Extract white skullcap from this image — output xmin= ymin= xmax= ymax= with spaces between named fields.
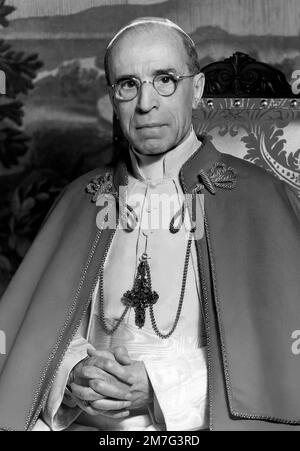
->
xmin=106 ymin=17 xmax=195 ymax=50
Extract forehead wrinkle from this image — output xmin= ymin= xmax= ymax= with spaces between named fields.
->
xmin=110 ymin=29 xmax=188 ymax=81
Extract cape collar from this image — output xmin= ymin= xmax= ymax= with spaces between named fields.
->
xmin=113 ymin=136 xmax=223 ymax=195
xmin=128 ymin=127 xmax=201 ymax=181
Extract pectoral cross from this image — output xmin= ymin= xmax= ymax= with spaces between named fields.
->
xmin=121 ymin=232 xmax=159 ymax=328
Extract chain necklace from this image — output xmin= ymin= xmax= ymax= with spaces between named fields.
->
xmin=98 ymin=199 xmax=196 ymax=339
xmin=90 ymin=158 xmax=237 ymax=339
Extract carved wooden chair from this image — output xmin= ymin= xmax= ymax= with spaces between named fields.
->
xmin=114 ymin=52 xmax=300 ymax=194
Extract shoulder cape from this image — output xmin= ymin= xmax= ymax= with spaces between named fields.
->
xmin=0 ymin=139 xmax=299 ymax=431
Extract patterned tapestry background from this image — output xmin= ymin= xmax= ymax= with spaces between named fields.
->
xmin=0 ymin=0 xmax=300 ymax=295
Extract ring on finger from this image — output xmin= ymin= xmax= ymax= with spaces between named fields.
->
xmin=81 ymin=399 xmax=91 ymax=408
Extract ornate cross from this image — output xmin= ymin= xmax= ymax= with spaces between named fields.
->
xmin=121 ymin=253 xmax=159 ymax=328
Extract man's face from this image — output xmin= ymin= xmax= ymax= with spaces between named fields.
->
xmin=108 ymin=28 xmax=204 ymax=155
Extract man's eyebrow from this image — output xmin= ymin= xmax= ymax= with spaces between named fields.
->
xmin=114 ymin=68 xmax=180 ymax=83
xmin=153 ymin=68 xmax=179 ymax=75
xmin=113 ymin=74 xmax=136 ymax=83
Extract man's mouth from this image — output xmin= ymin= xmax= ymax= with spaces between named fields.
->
xmin=136 ymin=123 xmax=166 ymax=129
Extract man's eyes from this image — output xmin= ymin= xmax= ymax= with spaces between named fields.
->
xmin=157 ymin=74 xmax=175 ymax=84
xmin=120 ymin=79 xmax=137 ymax=89
xmin=118 ymin=74 xmax=176 ymax=87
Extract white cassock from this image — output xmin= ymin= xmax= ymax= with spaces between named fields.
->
xmin=38 ymin=128 xmax=208 ymax=431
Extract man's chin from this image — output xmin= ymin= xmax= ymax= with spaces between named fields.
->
xmin=132 ymin=138 xmax=173 ymax=156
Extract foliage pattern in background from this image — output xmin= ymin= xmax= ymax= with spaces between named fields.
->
xmin=0 ymin=0 xmax=45 ymax=294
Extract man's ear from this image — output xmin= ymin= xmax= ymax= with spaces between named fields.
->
xmin=192 ymin=72 xmax=205 ymax=110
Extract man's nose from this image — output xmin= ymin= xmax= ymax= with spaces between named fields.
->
xmin=136 ymin=81 xmax=159 ymax=113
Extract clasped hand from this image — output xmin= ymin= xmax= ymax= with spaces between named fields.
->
xmin=69 ymin=347 xmax=153 ymax=419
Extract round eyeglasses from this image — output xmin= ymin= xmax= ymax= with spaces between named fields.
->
xmin=110 ymin=73 xmax=196 ymax=101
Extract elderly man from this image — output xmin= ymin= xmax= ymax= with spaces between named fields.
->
xmin=0 ymin=17 xmax=300 ymax=432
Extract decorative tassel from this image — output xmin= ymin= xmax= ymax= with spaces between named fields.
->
xmin=169 ymin=203 xmax=185 ymax=234
xmin=86 ymin=172 xmax=114 ymax=202
xmin=198 ymin=162 xmax=237 ymax=194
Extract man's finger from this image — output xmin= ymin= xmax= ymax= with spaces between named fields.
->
xmin=90 ymin=399 xmax=132 ymax=411
xmin=112 ymin=346 xmax=133 ymax=366
xmin=79 ymin=365 xmax=109 ymax=381
xmin=86 ymin=355 xmax=133 ymax=385
xmin=75 ymin=399 xmax=106 ymax=417
xmin=70 ymin=383 xmax=104 ymax=402
xmin=89 ymin=379 xmax=132 ymax=401
xmin=87 ymin=348 xmax=115 ymax=361
xmin=97 ymin=410 xmax=130 ymax=420
xmin=76 ymin=397 xmax=131 ymax=419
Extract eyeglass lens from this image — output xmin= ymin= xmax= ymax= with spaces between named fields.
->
xmin=116 ymin=74 xmax=177 ymax=99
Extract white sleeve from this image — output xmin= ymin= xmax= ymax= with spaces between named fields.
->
xmin=144 ymin=347 xmax=208 ymax=431
xmin=41 ymin=334 xmax=95 ymax=431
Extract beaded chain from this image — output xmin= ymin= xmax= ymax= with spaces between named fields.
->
xmin=90 ymin=160 xmax=237 ymax=339
xmin=148 ymin=227 xmax=195 ymax=339
xmin=98 ymin=204 xmax=195 ymax=339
